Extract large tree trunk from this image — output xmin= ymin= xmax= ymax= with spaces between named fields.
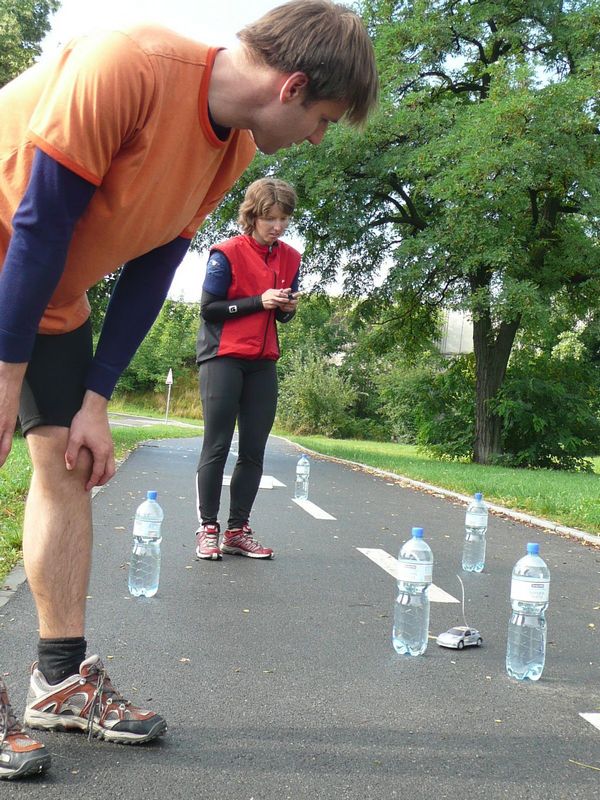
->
xmin=472 ymin=311 xmax=521 ymax=464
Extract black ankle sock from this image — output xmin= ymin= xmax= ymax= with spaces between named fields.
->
xmin=37 ymin=637 xmax=87 ymax=685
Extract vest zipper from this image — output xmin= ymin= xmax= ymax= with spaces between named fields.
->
xmin=260 ymin=245 xmax=276 ymax=357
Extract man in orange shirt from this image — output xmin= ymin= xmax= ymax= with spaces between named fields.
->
xmin=0 ymin=0 xmax=378 ymax=779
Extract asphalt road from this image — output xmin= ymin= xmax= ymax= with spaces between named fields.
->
xmin=1 ymin=434 xmax=599 ymax=798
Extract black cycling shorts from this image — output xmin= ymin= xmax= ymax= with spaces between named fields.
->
xmin=18 ymin=319 xmax=93 ymax=435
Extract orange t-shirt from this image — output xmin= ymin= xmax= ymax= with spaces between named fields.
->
xmin=0 ymin=25 xmax=256 ymax=334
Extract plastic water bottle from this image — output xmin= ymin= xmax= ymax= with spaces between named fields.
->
xmin=506 ymin=543 xmax=550 ymax=681
xmin=392 ymin=527 xmax=433 ymax=656
xmin=294 ymin=454 xmax=310 ymax=501
xmin=462 ymin=492 xmax=488 ymax=572
xmin=128 ymin=491 xmax=163 ymax=598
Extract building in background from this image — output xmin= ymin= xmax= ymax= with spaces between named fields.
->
xmin=437 ymin=310 xmax=473 ymax=355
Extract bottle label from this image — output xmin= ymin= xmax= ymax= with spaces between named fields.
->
xmin=133 ymin=520 xmax=161 ymax=538
xmin=510 ymin=576 xmax=550 ymax=603
xmin=396 ymin=560 xmax=432 ymax=584
xmin=465 ymin=512 xmax=487 ymax=527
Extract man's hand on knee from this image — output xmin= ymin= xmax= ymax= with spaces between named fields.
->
xmin=0 ymin=361 xmax=27 ymax=468
xmin=65 ymin=391 xmax=115 ymax=491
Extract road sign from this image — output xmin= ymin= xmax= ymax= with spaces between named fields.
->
xmin=165 ymin=368 xmax=173 ymax=423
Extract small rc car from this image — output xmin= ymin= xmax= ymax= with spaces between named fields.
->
xmin=436 ymin=625 xmax=483 ymax=650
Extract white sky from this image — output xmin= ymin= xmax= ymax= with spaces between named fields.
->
xmin=41 ymin=0 xmax=283 ymax=302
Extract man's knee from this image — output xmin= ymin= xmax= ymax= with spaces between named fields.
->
xmin=26 ymin=426 xmax=92 ymax=487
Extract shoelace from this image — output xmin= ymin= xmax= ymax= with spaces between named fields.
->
xmin=85 ymin=665 xmax=129 ymax=742
xmin=237 ymin=530 xmax=261 ymax=551
xmin=202 ymin=531 xmax=219 ymax=549
xmin=0 ymin=691 xmax=20 ymax=747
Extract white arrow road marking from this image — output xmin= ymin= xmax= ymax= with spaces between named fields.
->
xmin=356 ymin=548 xmax=459 ymax=604
xmin=222 ymin=475 xmax=284 ymax=489
xmin=580 ymin=713 xmax=600 ymax=732
xmin=292 ymin=498 xmax=337 ymax=520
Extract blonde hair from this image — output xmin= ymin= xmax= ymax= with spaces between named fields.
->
xmin=238 ymin=0 xmax=378 ymax=126
xmin=238 ymin=178 xmax=297 ymax=235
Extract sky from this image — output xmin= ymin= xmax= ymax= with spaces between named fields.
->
xmin=40 ymin=0 xmax=284 ymax=302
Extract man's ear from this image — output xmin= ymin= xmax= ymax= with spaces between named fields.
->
xmin=279 ymin=72 xmax=309 ymax=103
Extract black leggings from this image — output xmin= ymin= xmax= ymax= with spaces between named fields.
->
xmin=196 ymin=357 xmax=278 ymax=530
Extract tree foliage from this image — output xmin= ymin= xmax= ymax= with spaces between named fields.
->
xmin=198 ymin=0 xmax=600 ymax=465
xmin=117 ymin=300 xmax=198 ymax=393
xmin=0 ymin=0 xmax=60 ymax=88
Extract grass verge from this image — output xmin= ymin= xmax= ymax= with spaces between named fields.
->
xmin=0 ymin=425 xmax=200 ymax=585
xmin=284 ymin=435 xmax=600 ymax=537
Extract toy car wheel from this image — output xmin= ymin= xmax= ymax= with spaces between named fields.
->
xmin=476 ymin=638 xmax=482 ymax=647
xmin=457 ymin=641 xmax=464 ymax=650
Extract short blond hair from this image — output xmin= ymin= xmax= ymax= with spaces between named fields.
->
xmin=238 ymin=178 xmax=297 ymax=235
xmin=238 ymin=0 xmax=378 ymax=126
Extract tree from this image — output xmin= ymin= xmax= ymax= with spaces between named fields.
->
xmin=118 ymin=299 xmax=198 ymax=392
xmin=0 ymin=0 xmax=60 ymax=88
xmin=198 ymin=0 xmax=600 ymax=464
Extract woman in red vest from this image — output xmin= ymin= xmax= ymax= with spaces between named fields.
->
xmin=194 ymin=178 xmax=301 ymax=560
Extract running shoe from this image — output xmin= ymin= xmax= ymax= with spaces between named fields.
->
xmin=0 ymin=676 xmax=50 ymax=780
xmin=195 ymin=523 xmax=221 ymax=560
xmin=221 ymin=524 xmax=274 ymax=559
xmin=24 ymin=655 xmax=167 ymax=745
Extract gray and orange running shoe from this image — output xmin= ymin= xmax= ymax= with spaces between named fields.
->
xmin=0 ymin=676 xmax=50 ymax=779
xmin=195 ymin=523 xmax=222 ymax=560
xmin=221 ymin=524 xmax=274 ymax=559
xmin=24 ymin=655 xmax=167 ymax=745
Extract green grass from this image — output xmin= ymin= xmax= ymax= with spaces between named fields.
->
xmin=284 ymin=435 xmax=600 ymax=536
xmin=0 ymin=424 xmax=200 ymax=584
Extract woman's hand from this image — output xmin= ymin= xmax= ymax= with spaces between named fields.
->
xmin=261 ymin=287 xmax=300 ymax=310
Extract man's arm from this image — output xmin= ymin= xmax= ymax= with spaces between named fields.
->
xmin=0 ymin=149 xmax=96 ymax=467
xmin=85 ymin=237 xmax=190 ymax=399
xmin=66 ymin=237 xmax=189 ymax=489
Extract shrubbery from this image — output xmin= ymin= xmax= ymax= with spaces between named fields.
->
xmin=493 ymin=350 xmax=600 ymax=472
xmin=277 ymin=347 xmax=356 ymax=437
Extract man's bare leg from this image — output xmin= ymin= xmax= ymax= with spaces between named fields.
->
xmin=23 ymin=426 xmax=92 ymax=638
xmin=21 ymin=425 xmax=168 ymax=743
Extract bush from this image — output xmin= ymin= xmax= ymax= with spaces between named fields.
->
xmin=493 ymin=351 xmax=600 ymax=471
xmin=378 ymin=353 xmax=475 ymax=457
xmin=277 ymin=349 xmax=356 ymax=437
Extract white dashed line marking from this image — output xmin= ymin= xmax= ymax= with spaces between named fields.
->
xmin=292 ymin=498 xmax=337 ymax=520
xmin=356 ymin=548 xmax=460 ymax=603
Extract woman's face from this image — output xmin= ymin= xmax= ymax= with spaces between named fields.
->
xmin=252 ymin=204 xmax=290 ymax=247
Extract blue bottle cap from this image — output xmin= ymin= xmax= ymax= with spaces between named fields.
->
xmin=527 ymin=542 xmax=539 ymax=555
xmin=147 ymin=490 xmax=158 ymax=500
xmin=475 ymin=492 xmax=483 ymax=501
xmin=411 ymin=527 xmax=424 ymax=538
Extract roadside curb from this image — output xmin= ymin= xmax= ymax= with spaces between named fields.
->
xmin=280 ymin=437 xmax=600 ymax=547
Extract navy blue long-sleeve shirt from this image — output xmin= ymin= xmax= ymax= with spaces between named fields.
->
xmin=0 ymin=149 xmax=189 ymax=397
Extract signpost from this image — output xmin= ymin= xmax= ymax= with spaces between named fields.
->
xmin=165 ymin=368 xmax=173 ymax=424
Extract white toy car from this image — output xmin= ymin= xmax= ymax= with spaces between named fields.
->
xmin=436 ymin=625 xmax=483 ymax=650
